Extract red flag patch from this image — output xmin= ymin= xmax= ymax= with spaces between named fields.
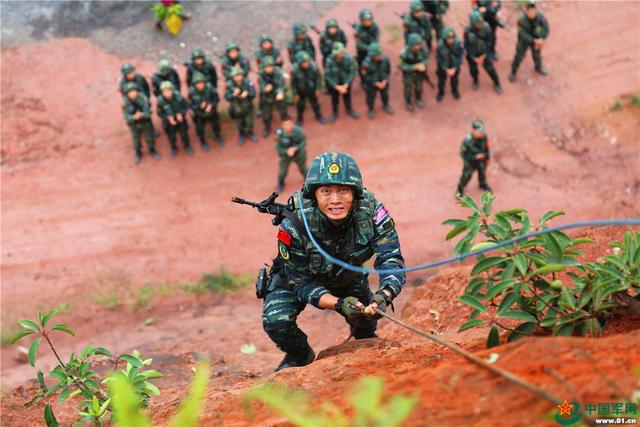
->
xmin=278 ymin=229 xmax=291 ymax=246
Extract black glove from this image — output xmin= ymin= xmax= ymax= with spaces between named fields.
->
xmin=335 ymin=296 xmax=363 ymax=321
xmin=367 ymin=292 xmax=392 ymax=319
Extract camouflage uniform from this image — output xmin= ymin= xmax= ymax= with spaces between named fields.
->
xmin=457 ymin=120 xmax=492 ymax=194
xmin=510 ymin=3 xmax=549 ymax=80
xmin=422 ymin=0 xmax=449 ymax=43
xmin=119 ymin=64 xmax=151 ymax=99
xmin=157 ymin=81 xmax=192 ymax=155
xmin=263 ymin=152 xmax=405 ymax=371
xmin=255 ymin=34 xmax=284 ymax=69
xmin=464 ymin=11 xmax=502 ymax=93
xmin=188 ymin=73 xmax=223 ymax=148
xmin=325 ymin=43 xmax=359 ymax=120
xmin=474 ymin=0 xmax=502 ymax=59
xmin=185 ymin=49 xmax=218 ymax=88
xmin=361 ymin=43 xmax=393 ymax=116
xmin=290 ymin=51 xmax=326 ymax=126
xmin=221 ymin=41 xmax=251 ymax=81
xmin=354 ymin=9 xmax=380 ymax=81
xmin=436 ymin=27 xmax=463 ymax=101
xmin=224 ymin=67 xmax=256 ymax=143
xmin=275 ymin=124 xmax=308 ymax=191
xmin=122 ymin=83 xmax=157 ymax=163
xmin=399 ymin=33 xmax=429 ymax=110
xmin=259 ymin=56 xmax=289 ymax=137
xmin=151 ymin=59 xmax=181 ymax=98
xmin=319 ymin=19 xmax=347 ymax=68
xmin=288 ymin=23 xmax=316 ymax=64
xmin=403 ymin=0 xmax=433 ymax=48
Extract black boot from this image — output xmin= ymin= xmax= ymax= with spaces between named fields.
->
xmin=472 ymin=80 xmax=479 ymax=91
xmin=416 ymin=99 xmax=425 ymax=109
xmin=383 ymin=104 xmax=394 ymax=114
xmin=316 ymin=115 xmax=327 ymax=124
xmin=215 ymin=134 xmax=224 ymax=146
xmin=296 ymin=115 xmax=304 ymax=127
xmin=185 ymin=145 xmax=194 ymax=156
xmin=170 ymin=145 xmax=178 ymax=157
xmin=405 ymin=102 xmax=414 ymax=112
xmin=327 ymin=112 xmax=337 ymax=123
xmin=248 ymin=132 xmax=258 ymax=142
xmin=480 ymin=184 xmax=493 ymax=192
xmin=275 ymin=345 xmax=315 ymax=372
xmin=535 ymin=66 xmax=548 ymax=76
xmin=201 ymin=142 xmax=210 ymax=153
xmin=134 ymin=151 xmax=142 ymax=164
xmin=261 ymin=124 xmax=271 ymax=138
xmin=149 ymin=149 xmax=161 ymax=160
xmin=508 ymin=72 xmax=517 ymax=82
xmin=436 ymin=92 xmax=444 ymax=102
xmin=452 ymin=90 xmax=461 ymax=100
xmin=275 ymin=180 xmax=284 ymax=194
xmin=347 ymin=109 xmax=360 ymax=119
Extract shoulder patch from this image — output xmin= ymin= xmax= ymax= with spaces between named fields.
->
xmin=277 ymin=229 xmax=291 ymax=246
xmin=373 ymin=204 xmax=389 ymax=225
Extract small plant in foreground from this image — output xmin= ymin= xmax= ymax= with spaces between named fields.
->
xmin=10 ymin=310 xmax=162 ymax=426
xmin=243 ymin=376 xmax=418 ymax=427
xmin=444 ymin=193 xmax=639 ymax=348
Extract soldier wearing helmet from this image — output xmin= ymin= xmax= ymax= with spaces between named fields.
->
xmin=157 ymin=80 xmax=193 ymax=156
xmin=185 ymin=48 xmax=218 ymax=88
xmin=255 ymin=34 xmax=284 ymax=69
xmin=258 ymin=56 xmax=289 ymax=138
xmin=290 ymin=51 xmax=327 ymax=126
xmin=422 ymin=0 xmax=450 ymax=44
xmin=319 ymin=19 xmax=347 ymax=68
xmin=399 ymin=33 xmax=429 ymax=111
xmin=325 ymin=42 xmax=360 ymax=122
xmin=262 ymin=152 xmax=406 ymax=371
xmin=474 ymin=0 xmax=503 ymax=60
xmin=151 ymin=59 xmax=181 ymax=98
xmin=274 ymin=118 xmax=308 ymax=194
xmin=509 ymin=0 xmax=549 ymax=82
xmin=287 ymin=23 xmax=316 ymax=64
xmin=122 ymin=82 xmax=159 ymax=164
xmin=224 ymin=66 xmax=257 ymax=144
xmin=457 ymin=119 xmax=492 ymax=195
xmin=354 ymin=9 xmax=380 ymax=81
xmin=221 ymin=41 xmax=251 ymax=81
xmin=188 ymin=72 xmax=224 ymax=148
xmin=361 ymin=43 xmax=393 ymax=118
xmin=435 ymin=26 xmax=463 ymax=102
xmin=119 ymin=64 xmax=151 ymax=99
xmin=464 ymin=11 xmax=503 ymax=94
xmin=403 ymin=0 xmax=433 ymax=49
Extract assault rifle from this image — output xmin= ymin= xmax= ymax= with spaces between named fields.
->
xmin=310 ymin=24 xmax=322 ymax=35
xmin=231 ymin=192 xmax=296 ymax=226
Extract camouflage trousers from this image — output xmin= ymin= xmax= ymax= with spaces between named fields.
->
xmin=278 ymin=151 xmax=307 ymax=185
xmin=511 ymin=40 xmax=543 ymax=74
xmin=364 ymin=83 xmax=390 ymax=110
xmin=402 ymin=72 xmax=423 ymax=104
xmin=458 ymin=159 xmax=488 ymax=192
xmin=192 ymin=110 xmax=221 ymax=143
xmin=260 ymin=97 xmax=289 ymax=129
xmin=128 ymin=120 xmax=155 ymax=154
xmin=437 ymin=66 xmax=461 ymax=95
xmin=229 ymin=106 xmax=255 ymax=135
xmin=466 ymin=55 xmax=500 ymax=86
xmin=262 ymin=277 xmax=377 ymax=357
xmin=162 ymin=119 xmax=190 ymax=149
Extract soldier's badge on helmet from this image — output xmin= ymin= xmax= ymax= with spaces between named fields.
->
xmin=328 ymin=163 xmax=340 ymax=175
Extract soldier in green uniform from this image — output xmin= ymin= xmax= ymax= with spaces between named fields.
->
xmin=157 ymin=81 xmax=192 ymax=156
xmin=221 ymin=41 xmax=251 ymax=81
xmin=288 ymin=23 xmax=316 ymax=64
xmin=464 ymin=11 xmax=503 ymax=94
xmin=354 ymin=9 xmax=380 ymax=81
xmin=456 ymin=119 xmax=492 ymax=195
xmin=422 ymin=0 xmax=449 ymax=44
xmin=262 ymin=152 xmax=406 ymax=371
xmin=361 ymin=43 xmax=393 ymax=118
xmin=403 ymin=0 xmax=432 ymax=49
xmin=185 ymin=48 xmax=218 ymax=88
xmin=319 ymin=19 xmax=347 ymax=68
xmin=258 ymin=56 xmax=289 ymax=138
xmin=436 ymin=27 xmax=463 ymax=102
xmin=188 ymin=72 xmax=224 ymax=149
xmin=123 ymin=82 xmax=159 ymax=164
xmin=151 ymin=59 xmax=181 ymax=98
xmin=290 ymin=51 xmax=327 ymax=126
xmin=119 ymin=64 xmax=150 ymax=98
xmin=325 ymin=42 xmax=360 ymax=122
xmin=509 ymin=0 xmax=549 ymax=82
xmin=399 ymin=33 xmax=429 ymax=112
xmin=255 ymin=34 xmax=284 ymax=69
xmin=474 ymin=0 xmax=502 ymax=60
xmin=275 ymin=118 xmax=308 ymax=194
xmin=224 ymin=66 xmax=257 ymax=145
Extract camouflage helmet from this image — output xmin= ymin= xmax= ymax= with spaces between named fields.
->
xmin=526 ymin=0 xmax=537 ymax=9
xmin=472 ymin=119 xmax=486 ymax=132
xmin=469 ymin=10 xmax=484 ymax=26
xmin=157 ymin=59 xmax=172 ymax=75
xmin=259 ymin=34 xmax=273 ymax=45
xmin=123 ymin=82 xmax=140 ymax=93
xmin=325 ymin=18 xmax=338 ymax=30
xmin=359 ymin=9 xmax=373 ymax=20
xmin=293 ymin=22 xmax=307 ymax=36
xmin=191 ymin=48 xmax=205 ymax=59
xmin=295 ymin=50 xmax=312 ymax=64
xmin=192 ymin=72 xmax=207 ymax=84
xmin=407 ymin=33 xmax=423 ymax=46
xmin=367 ymin=42 xmax=382 ymax=57
xmin=121 ymin=63 xmax=135 ymax=75
xmin=303 ymin=152 xmax=363 ymax=199
xmin=332 ymin=41 xmax=345 ymax=56
xmin=229 ymin=65 xmax=244 ymax=77
xmin=442 ymin=26 xmax=456 ymax=40
xmin=260 ymin=55 xmax=275 ymax=68
xmin=410 ymin=0 xmax=424 ymax=13
xmin=160 ymin=81 xmax=175 ymax=91
xmin=226 ymin=41 xmax=240 ymax=53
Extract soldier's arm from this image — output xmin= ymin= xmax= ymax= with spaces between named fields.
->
xmin=398 ymin=52 xmax=413 ymax=72
xmin=247 ymin=80 xmax=257 ymax=99
xmin=188 ymin=89 xmax=199 ymax=110
xmin=290 ymin=73 xmax=299 ymax=97
xmin=371 ymin=200 xmax=406 ymax=299
xmin=383 ymin=57 xmax=391 ymax=80
xmin=307 ymin=38 xmax=316 ymax=59
xmin=140 ymin=77 xmax=151 ymax=98
xmin=373 ymin=24 xmax=380 ymax=42
xmin=345 ymin=57 xmax=355 ymax=85
xmin=440 ymin=0 xmax=450 ymax=14
xmin=340 ymin=31 xmax=347 ymax=47
xmin=460 ymin=137 xmax=473 ymax=160
xmin=314 ymin=67 xmax=322 ymax=89
xmin=186 ymin=67 xmax=193 ymax=87
xmin=123 ymin=101 xmax=135 ymax=123
xmin=540 ymin=14 xmax=550 ymax=39
xmin=517 ymin=15 xmax=534 ymax=43
xmin=454 ymin=43 xmax=464 ymax=68
xmin=324 ymin=61 xmax=337 ymax=88
xmin=274 ymin=131 xmax=287 ymax=156
xmin=276 ymin=72 xmax=286 ymax=94
xmin=210 ymin=63 xmax=218 ymax=87
xmin=295 ymin=128 xmax=307 ymax=150
xmin=178 ymin=94 xmax=189 ymax=113
xmin=139 ymin=95 xmax=152 ymax=119
xmin=224 ymin=85 xmax=234 ymax=101
xmin=243 ymin=58 xmax=251 ymax=75
xmin=172 ymin=70 xmax=181 ymax=93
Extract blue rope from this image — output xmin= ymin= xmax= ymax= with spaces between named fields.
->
xmin=295 ymin=191 xmax=640 ymax=276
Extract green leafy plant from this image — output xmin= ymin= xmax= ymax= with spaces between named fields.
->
xmin=179 ymin=270 xmax=252 ymax=294
xmin=243 ymin=376 xmax=418 ymax=427
xmin=611 ymin=99 xmax=623 ymax=111
xmin=445 ymin=193 xmax=639 ymax=348
xmin=10 ymin=310 xmax=162 ymax=426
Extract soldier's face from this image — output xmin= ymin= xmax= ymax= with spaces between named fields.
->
xmin=411 ymin=44 xmax=422 ymax=52
xmin=373 ymin=55 xmax=381 ymax=61
xmin=472 ymin=129 xmax=485 ymax=139
xmin=362 ymin=19 xmax=372 ymax=27
xmin=316 ymin=185 xmax=354 ymax=225
xmin=162 ymin=88 xmax=173 ymax=99
xmin=328 ymin=27 xmax=337 ymax=35
xmin=336 ymin=52 xmax=345 ymax=61
xmin=446 ymin=37 xmax=454 ymax=46
xmin=413 ymin=10 xmax=423 ymax=18
xmin=526 ymin=8 xmax=537 ymax=20
xmin=194 ymin=57 xmax=204 ymax=66
xmin=283 ymin=120 xmax=294 ymax=133
xmin=296 ymin=34 xmax=305 ymax=41
xmin=127 ymin=90 xmax=138 ymax=100
xmin=125 ymin=71 xmax=135 ymax=80
xmin=474 ymin=22 xmax=483 ymax=30
xmin=229 ymin=49 xmax=238 ymax=59
xmin=264 ymin=65 xmax=275 ymax=74
xmin=195 ymin=81 xmax=205 ymax=91
xmin=301 ymin=61 xmax=310 ymax=69
xmin=262 ymin=41 xmax=272 ymax=51
xmin=233 ymin=75 xmax=243 ymax=85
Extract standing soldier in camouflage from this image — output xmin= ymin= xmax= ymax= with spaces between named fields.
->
xmin=354 ymin=9 xmax=380 ymax=82
xmin=456 ymin=119 xmax=492 ymax=195
xmin=464 ymin=11 xmax=503 ymax=94
xmin=224 ymin=66 xmax=257 ymax=144
xmin=152 ymin=59 xmax=181 ymax=98
xmin=262 ymin=152 xmax=406 ymax=371
xmin=399 ymin=33 xmax=429 ymax=112
xmin=436 ymin=27 xmax=463 ymax=102
xmin=403 ymin=0 xmax=432 ymax=49
xmin=119 ymin=64 xmax=151 ymax=99
xmin=361 ymin=43 xmax=393 ymax=118
xmin=185 ymin=48 xmax=218 ymax=88
xmin=189 ymin=72 xmax=224 ymax=149
xmin=290 ymin=51 xmax=327 ymax=126
xmin=288 ymin=23 xmax=316 ymax=64
xmin=123 ymin=83 xmax=159 ymax=164
xmin=256 ymin=34 xmax=284 ymax=69
xmin=158 ymin=81 xmax=192 ymax=156
xmin=422 ymin=0 xmax=449 ymax=45
xmin=319 ymin=19 xmax=347 ymax=68
xmin=509 ymin=0 xmax=549 ymax=82
xmin=259 ymin=56 xmax=289 ymax=138
xmin=275 ymin=118 xmax=308 ymax=193
xmin=474 ymin=0 xmax=502 ymax=60
xmin=325 ymin=42 xmax=360 ymax=123
xmin=221 ymin=41 xmax=251 ymax=81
